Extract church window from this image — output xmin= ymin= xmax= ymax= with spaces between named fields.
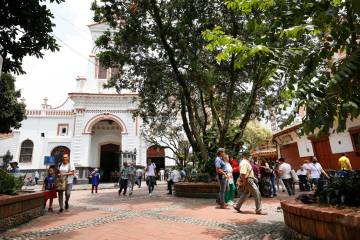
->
xmin=19 ymin=140 xmax=34 ymax=163
xmin=110 ymin=68 xmax=120 ymax=78
xmin=57 ymin=124 xmax=69 ymax=136
xmin=96 ymin=59 xmax=108 ymax=79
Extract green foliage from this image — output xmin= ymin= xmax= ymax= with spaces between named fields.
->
xmin=213 ymin=0 xmax=360 ymax=136
xmin=0 ymin=169 xmax=24 ymax=195
xmin=0 ymin=0 xmax=63 ymax=74
xmin=0 ymin=73 xmax=26 ymax=133
xmin=1 ymin=150 xmax=13 ymax=171
xmin=92 ymin=0 xmax=284 ymax=166
xmin=317 ymin=171 xmax=360 ymax=207
xmin=242 ymin=121 xmax=272 ymax=149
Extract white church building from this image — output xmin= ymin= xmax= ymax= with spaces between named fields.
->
xmin=0 ymin=23 xmax=176 ymax=181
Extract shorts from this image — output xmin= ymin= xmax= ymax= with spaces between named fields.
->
xmin=44 ymin=190 xmax=57 ymax=201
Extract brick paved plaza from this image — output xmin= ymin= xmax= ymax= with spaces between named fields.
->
xmin=0 ymin=183 xmax=299 ymax=240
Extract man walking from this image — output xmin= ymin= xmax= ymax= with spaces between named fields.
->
xmin=146 ymin=160 xmax=156 ymax=196
xmin=233 ymin=152 xmax=266 ymax=215
xmin=128 ymin=163 xmax=136 ymax=196
xmin=278 ymin=158 xmax=294 ymax=196
xmin=167 ymin=168 xmax=181 ymax=195
xmin=136 ymin=168 xmax=143 ymax=188
xmin=119 ymin=162 xmax=129 ymax=196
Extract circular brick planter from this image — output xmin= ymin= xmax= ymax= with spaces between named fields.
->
xmin=174 ymin=182 xmax=219 ymax=198
xmin=281 ymin=199 xmax=360 ymax=240
xmin=0 ymin=191 xmax=45 ymax=232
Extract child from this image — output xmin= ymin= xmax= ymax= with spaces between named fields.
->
xmin=43 ymin=167 xmax=57 ymax=212
xmin=91 ymin=168 xmax=100 ymax=194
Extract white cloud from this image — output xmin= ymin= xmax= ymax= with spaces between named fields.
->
xmin=15 ymin=0 xmax=94 ymax=108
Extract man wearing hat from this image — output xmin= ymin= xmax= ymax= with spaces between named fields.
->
xmin=214 ymin=147 xmax=229 ymax=209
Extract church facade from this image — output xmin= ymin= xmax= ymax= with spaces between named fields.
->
xmin=0 ymin=23 xmax=175 ymax=180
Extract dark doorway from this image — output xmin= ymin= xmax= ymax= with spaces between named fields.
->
xmin=100 ymin=144 xmax=120 ymax=182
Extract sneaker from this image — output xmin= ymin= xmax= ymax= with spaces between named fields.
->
xmin=59 ymin=208 xmax=64 ymax=213
xmin=65 ymin=202 xmax=69 ymax=210
xmin=227 ymin=201 xmax=234 ymax=205
xmin=149 ymin=193 xmax=152 ymax=197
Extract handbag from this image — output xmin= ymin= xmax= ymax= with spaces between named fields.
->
xmin=56 ymin=163 xmax=70 ymax=191
xmin=56 ymin=177 xmax=67 ymax=191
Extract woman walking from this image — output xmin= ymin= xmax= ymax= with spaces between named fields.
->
xmin=57 ymin=154 xmax=75 ymax=213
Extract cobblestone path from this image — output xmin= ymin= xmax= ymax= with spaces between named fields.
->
xmin=0 ymin=183 xmax=297 ymax=240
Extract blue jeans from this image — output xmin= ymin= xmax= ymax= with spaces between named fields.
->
xmin=312 ymin=178 xmax=319 ymax=190
xmin=218 ymin=178 xmax=228 ymax=205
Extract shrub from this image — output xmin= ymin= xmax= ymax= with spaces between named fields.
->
xmin=316 ymin=170 xmax=360 ymax=207
xmin=0 ymin=169 xmax=24 ymax=195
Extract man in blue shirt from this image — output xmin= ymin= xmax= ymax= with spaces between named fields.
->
xmin=215 ymin=148 xmax=229 ymax=209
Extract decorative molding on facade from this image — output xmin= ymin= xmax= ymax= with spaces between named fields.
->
xmin=83 ymin=113 xmax=128 ymax=134
xmin=26 ymin=110 xmax=74 ymax=117
xmin=85 ymin=109 xmax=136 ymax=114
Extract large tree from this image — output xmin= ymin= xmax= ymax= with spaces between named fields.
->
xmin=92 ymin=0 xmax=282 ymax=165
xmin=0 ymin=0 xmax=64 ymax=74
xmin=0 ymin=73 xmax=26 ymax=133
xmin=209 ymin=0 xmax=360 ymax=136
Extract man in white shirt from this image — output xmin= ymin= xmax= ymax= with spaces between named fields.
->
xmin=146 ymin=160 xmax=156 ymax=196
xmin=167 ymin=169 xmax=181 ymax=195
xmin=297 ymin=165 xmax=310 ymax=192
xmin=309 ymin=157 xmax=329 ymax=190
xmin=233 ymin=153 xmax=266 ymax=215
xmin=278 ymin=158 xmax=294 ymax=196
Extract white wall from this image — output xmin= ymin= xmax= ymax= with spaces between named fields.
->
xmin=297 ymin=136 xmax=314 ymax=157
xmin=329 ymin=132 xmax=354 ymax=154
xmin=14 ymin=115 xmax=73 ymax=170
xmin=0 ymin=132 xmax=20 ymax=158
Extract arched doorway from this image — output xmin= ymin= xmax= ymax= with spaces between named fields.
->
xmin=51 ymin=146 xmax=70 ymax=168
xmin=147 ymin=146 xmax=165 ymax=179
xmin=100 ymin=143 xmax=120 ymax=182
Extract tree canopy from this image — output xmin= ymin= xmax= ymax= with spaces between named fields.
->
xmin=92 ymin=0 xmax=285 ymax=164
xmin=0 ymin=73 xmax=26 ymax=133
xmin=207 ymin=0 xmax=360 ymax=136
xmin=0 ymin=0 xmax=64 ymax=74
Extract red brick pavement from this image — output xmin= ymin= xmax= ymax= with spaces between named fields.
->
xmin=1 ymin=183 xmax=292 ymax=240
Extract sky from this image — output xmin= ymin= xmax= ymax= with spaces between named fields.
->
xmin=15 ymin=0 xmax=94 ymax=109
